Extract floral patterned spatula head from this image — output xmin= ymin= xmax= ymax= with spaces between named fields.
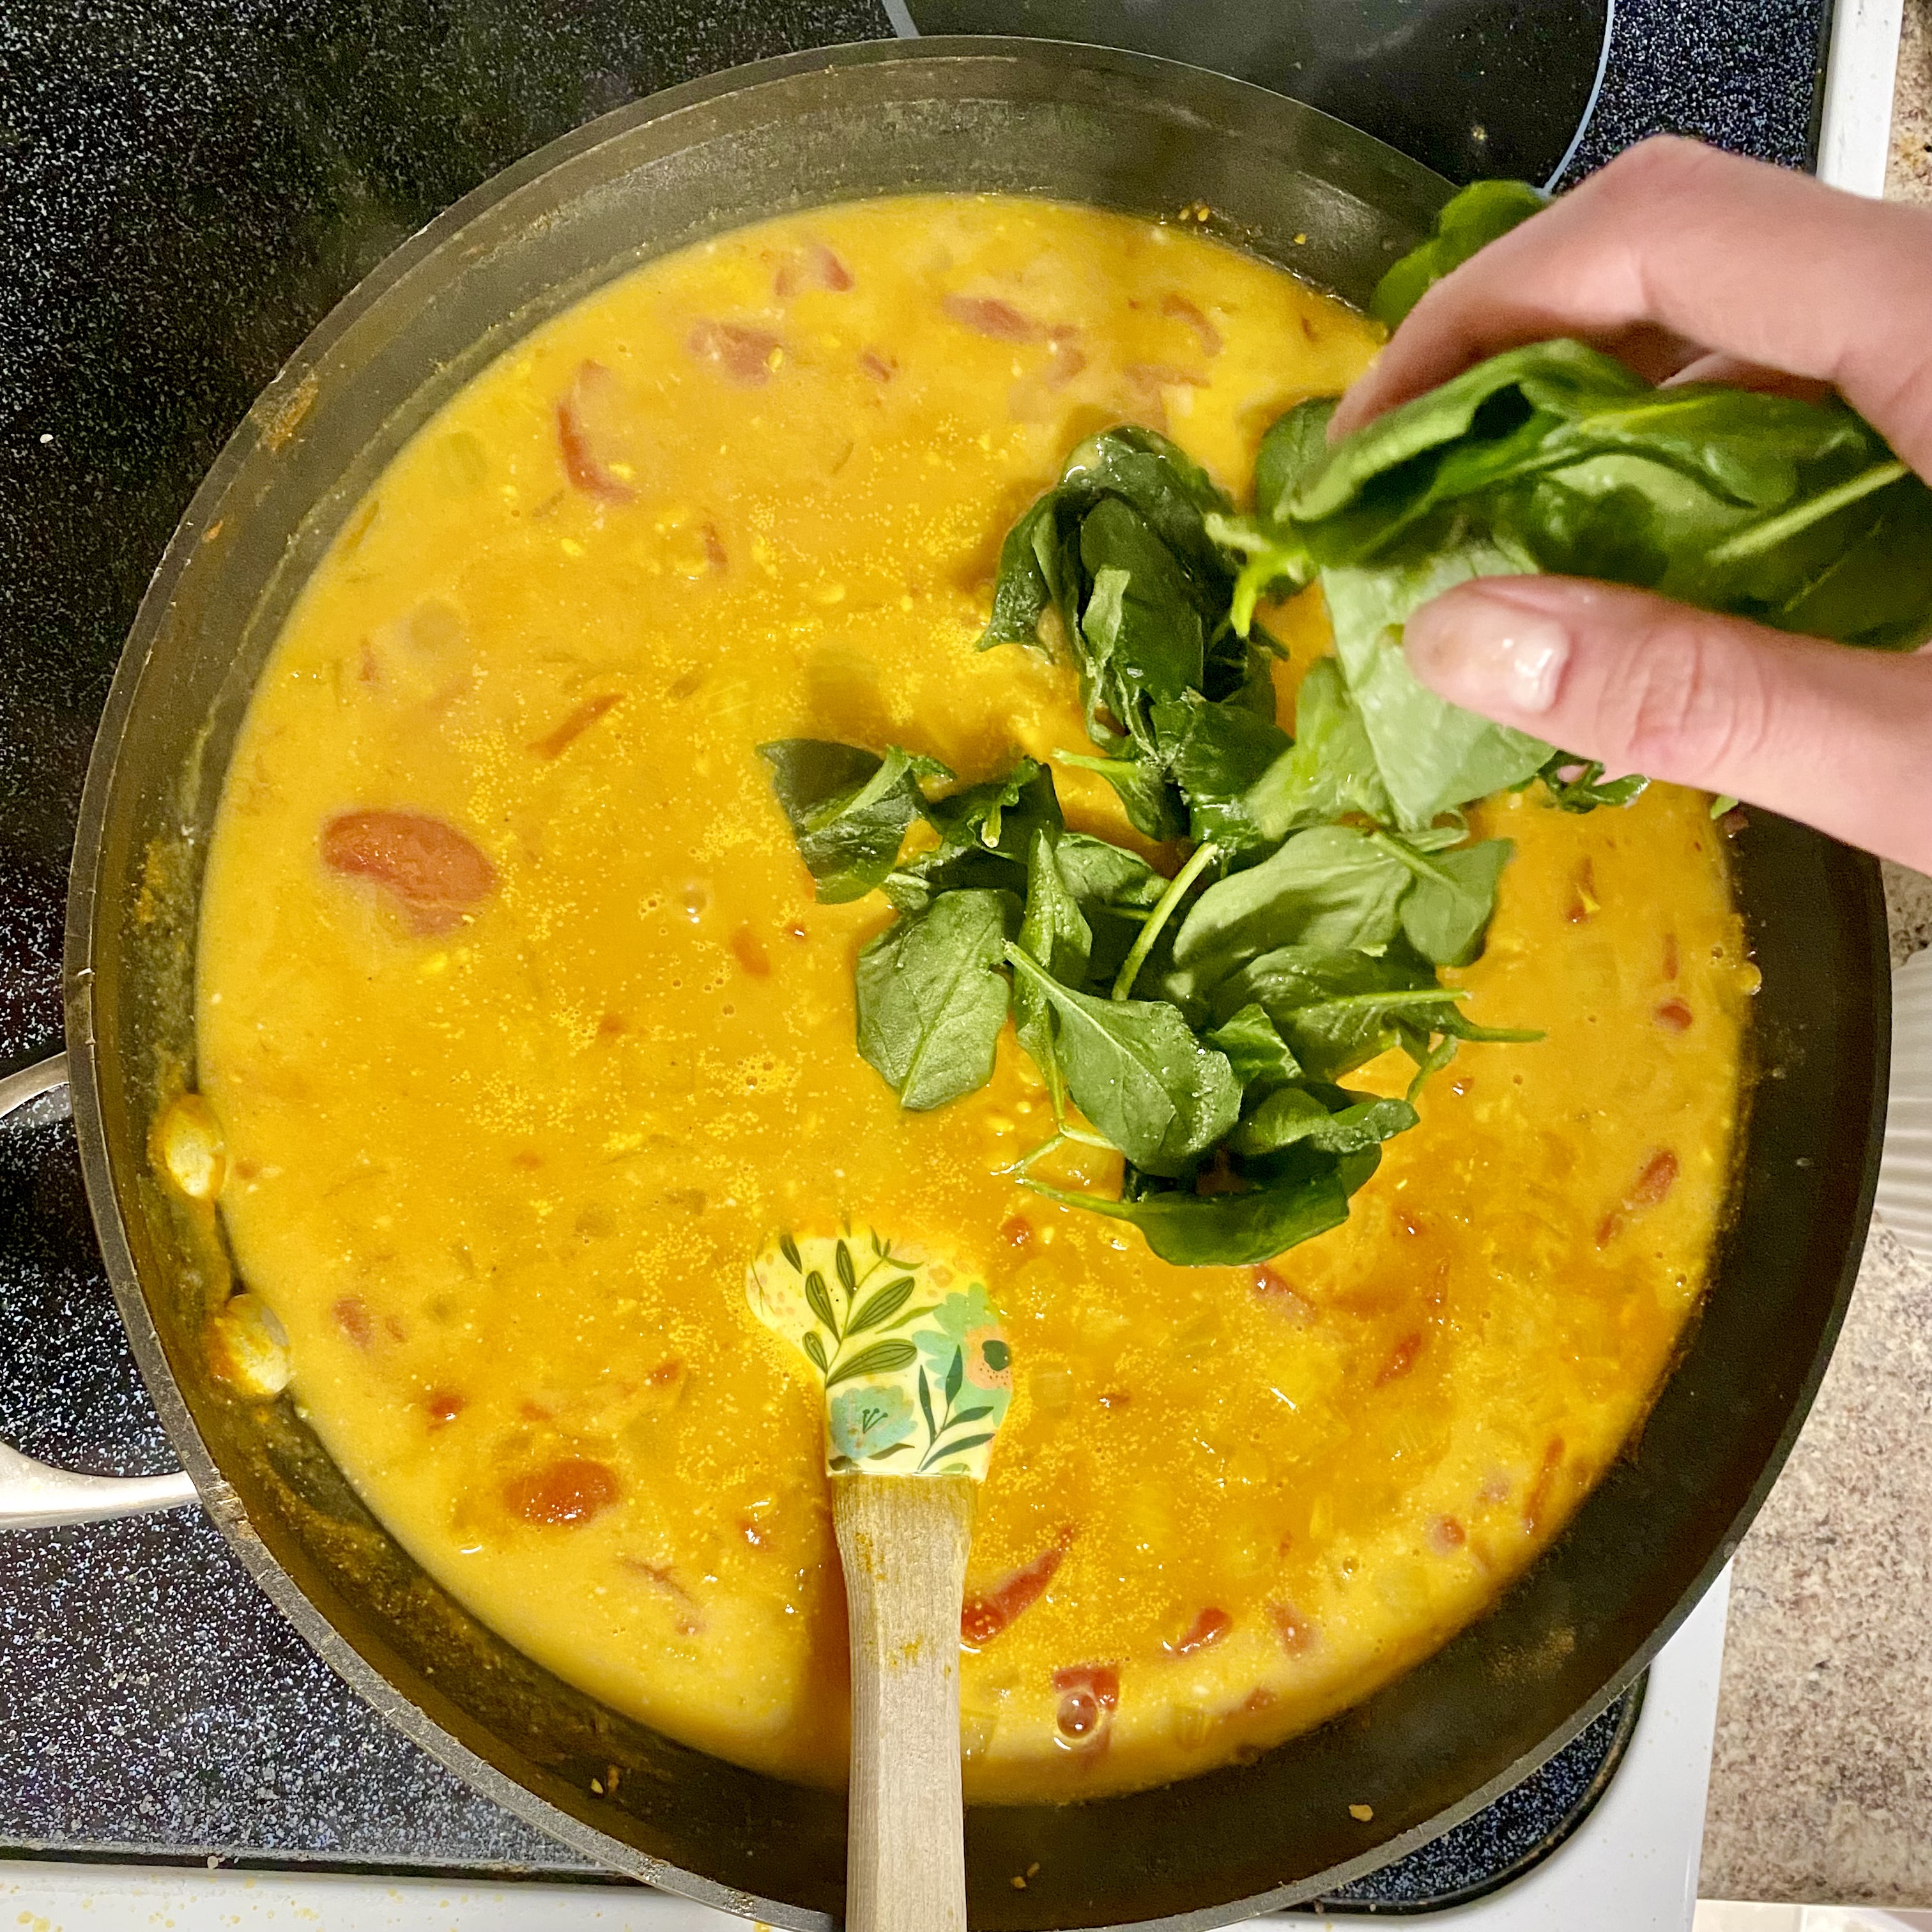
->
xmin=748 ymin=1229 xmax=1013 ymax=1932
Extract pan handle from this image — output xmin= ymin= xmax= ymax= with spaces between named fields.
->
xmin=0 ymin=1052 xmax=201 ymax=1531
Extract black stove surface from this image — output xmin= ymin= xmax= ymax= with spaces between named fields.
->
xmin=2 ymin=0 xmax=1823 ymax=1906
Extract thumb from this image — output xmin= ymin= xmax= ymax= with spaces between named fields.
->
xmin=1402 ymin=575 xmax=1932 ymax=871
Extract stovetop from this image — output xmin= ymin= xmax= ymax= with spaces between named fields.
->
xmin=1 ymin=0 xmax=1829 ymax=1910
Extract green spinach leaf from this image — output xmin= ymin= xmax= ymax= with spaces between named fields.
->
xmin=1257 ymin=336 xmax=1930 ymax=654
xmin=1320 ymin=546 xmax=1554 ymax=827
xmin=1374 ymin=832 xmax=1514 ymax=967
xmin=1536 ymin=754 xmax=1650 ymax=813
xmin=1022 ymin=1141 xmax=1367 ymax=1267
xmin=1061 ymin=425 xmax=1236 ymax=582
xmin=1053 ymin=834 xmax=1167 ymax=913
xmin=1370 ymin=178 xmax=1549 ymax=329
xmin=1203 ymin=1003 xmax=1303 ymax=1093
xmin=1055 ymin=749 xmax=1188 ymax=842
xmin=885 ymin=758 xmax=1062 ymax=910
xmin=856 ymin=890 xmax=1016 ymax=1110
xmin=1004 ymin=944 xmax=1241 ymax=1176
xmin=1211 ymin=944 xmax=1466 ymax=1082
xmin=1229 ymin=1084 xmax=1419 ymax=1157
xmin=1012 ymin=832 xmax=1093 ymax=1115
xmin=1151 ymin=690 xmax=1291 ymax=854
xmin=1052 ymin=831 xmax=1172 ymax=988
xmin=1172 ymin=824 xmax=1427 ymax=972
xmin=1079 ymin=500 xmax=1208 ymax=723
xmin=1253 ymin=397 xmax=1341 ymax=525
xmin=759 ymin=740 xmax=950 ymax=903
xmin=1244 ymin=657 xmax=1394 ymax=838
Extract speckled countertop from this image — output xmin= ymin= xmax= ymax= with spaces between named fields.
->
xmin=1699 ymin=4 xmax=1932 ymax=1896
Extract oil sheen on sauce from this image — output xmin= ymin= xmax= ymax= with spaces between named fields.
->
xmin=192 ymin=195 xmax=1754 ymax=1803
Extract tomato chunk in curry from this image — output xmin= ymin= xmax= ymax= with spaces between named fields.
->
xmin=193 ymin=196 xmax=1753 ymax=1802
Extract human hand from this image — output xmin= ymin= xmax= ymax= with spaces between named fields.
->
xmin=1331 ymin=137 xmax=1932 ymax=871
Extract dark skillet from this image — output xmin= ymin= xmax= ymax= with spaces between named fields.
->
xmin=57 ymin=37 xmax=1886 ymax=1929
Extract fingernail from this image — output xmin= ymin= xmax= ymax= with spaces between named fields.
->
xmin=1406 ymin=592 xmax=1571 ymax=716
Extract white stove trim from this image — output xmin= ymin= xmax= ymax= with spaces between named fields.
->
xmin=1819 ymin=0 xmax=1908 ymax=195
xmin=1292 ymin=1567 xmax=1731 ymax=1931
xmin=0 ymin=1571 xmax=1729 ymax=1931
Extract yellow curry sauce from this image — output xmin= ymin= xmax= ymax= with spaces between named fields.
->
xmin=193 ymin=197 xmax=1753 ymax=1803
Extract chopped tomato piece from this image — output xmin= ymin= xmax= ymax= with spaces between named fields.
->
xmin=556 ymin=361 xmax=636 ymax=503
xmin=1428 ymin=1515 xmax=1466 ymax=1553
xmin=730 ymin=924 xmax=772 ymax=978
xmin=1160 ymin=292 xmax=1223 ymax=356
xmin=1124 ymin=362 xmax=1209 ymax=392
xmin=530 ymin=692 xmax=622 ymax=760
xmin=1161 ymin=1607 xmax=1232 ymax=1657
xmin=1656 ymin=999 xmax=1694 ymax=1032
xmin=687 ymin=319 xmax=783 ymax=385
xmin=999 ymin=1213 xmax=1032 ymax=1249
xmin=961 ymin=1529 xmax=1072 ymax=1646
xmin=1523 ymin=1436 xmax=1565 ymax=1533
xmin=774 ymin=240 xmax=853 ymax=296
xmin=1044 ymin=327 xmax=1087 ymax=387
xmin=1564 ymin=857 xmax=1600 ymax=924
xmin=1598 ymin=1149 xmax=1681 ymax=1246
xmin=321 ymin=809 xmax=496 ymax=935
xmin=425 ymin=1389 xmax=466 ymax=1429
xmin=1251 ymin=1266 xmax=1316 ymax=1326
xmin=503 ymin=1457 xmax=620 ymax=1527
xmin=1376 ymin=1331 xmax=1424 ymax=1386
xmin=1270 ymin=1600 xmax=1317 ymax=1654
xmin=942 ymin=293 xmax=1035 ymax=342
xmin=1631 ymin=1150 xmax=1680 ymax=1206
xmin=1662 ymin=931 xmax=1680 ymax=980
xmin=857 ymin=348 xmax=896 ymax=383
xmin=332 ymin=1296 xmax=374 ymax=1349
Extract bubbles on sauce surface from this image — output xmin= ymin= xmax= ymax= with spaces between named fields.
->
xmin=1051 ymin=1665 xmax=1119 ymax=1752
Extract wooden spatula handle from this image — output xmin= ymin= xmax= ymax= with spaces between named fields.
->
xmin=833 ymin=1472 xmax=976 ymax=1932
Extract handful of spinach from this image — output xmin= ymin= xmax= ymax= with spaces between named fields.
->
xmin=1217 ymin=181 xmax=1932 ymax=831
xmin=759 ymin=436 xmax=1533 ymax=1268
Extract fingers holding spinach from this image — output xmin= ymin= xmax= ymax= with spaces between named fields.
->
xmin=1332 ymin=137 xmax=1932 ymax=479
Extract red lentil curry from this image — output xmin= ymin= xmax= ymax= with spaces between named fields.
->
xmin=184 ymin=196 xmax=1752 ymax=1803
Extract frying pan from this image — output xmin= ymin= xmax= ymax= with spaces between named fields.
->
xmin=0 ymin=36 xmax=1889 ymax=1928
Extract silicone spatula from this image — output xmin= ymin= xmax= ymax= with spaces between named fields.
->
xmin=749 ymin=1228 xmax=1014 ymax=1932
